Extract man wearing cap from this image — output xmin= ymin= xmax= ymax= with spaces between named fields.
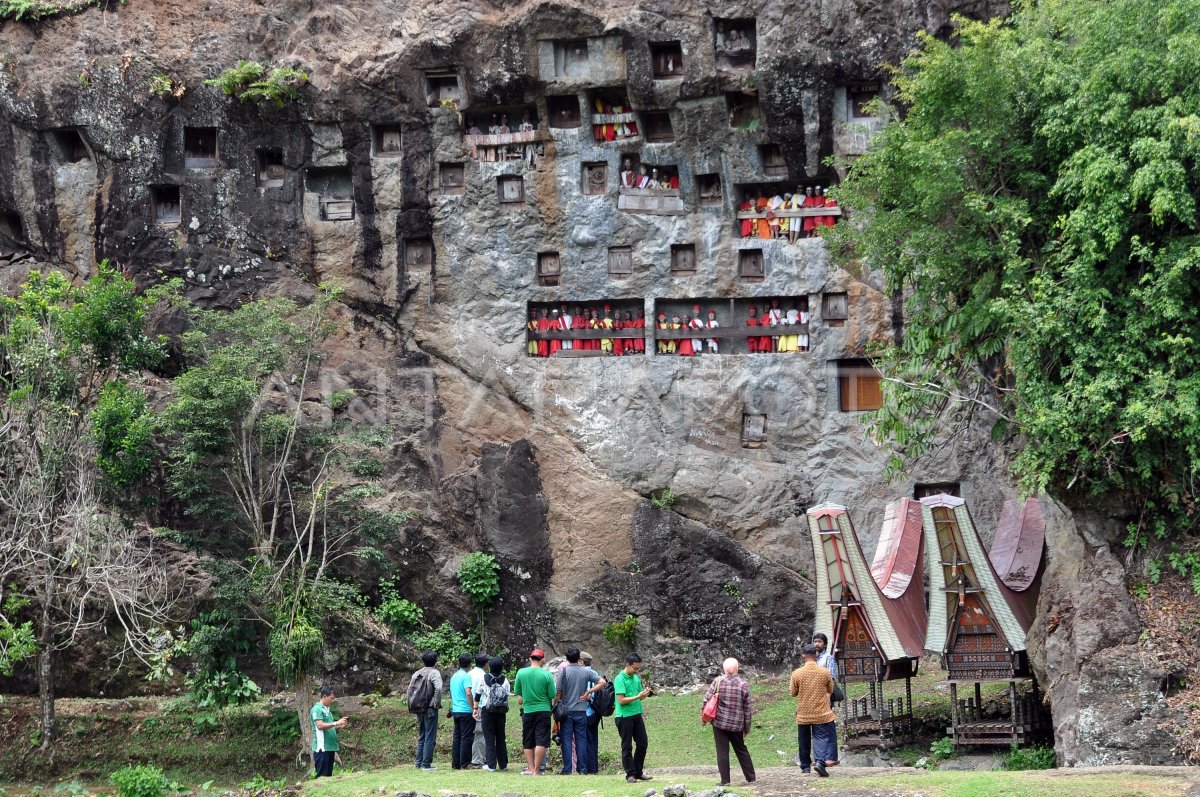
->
xmin=555 ymin=647 xmax=607 ymax=774
xmin=790 ymin=643 xmax=838 ymax=776
xmin=513 ymin=648 xmax=557 ymax=776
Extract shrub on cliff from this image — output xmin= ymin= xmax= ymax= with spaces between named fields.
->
xmin=205 ymin=60 xmax=308 ymax=108
xmin=833 ymin=0 xmax=1200 ymax=587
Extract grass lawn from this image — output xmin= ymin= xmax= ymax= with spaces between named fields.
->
xmin=306 ymin=769 xmax=745 ymax=797
xmin=809 ymin=770 xmax=1193 ymax=797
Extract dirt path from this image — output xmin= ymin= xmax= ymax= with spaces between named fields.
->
xmin=651 ymin=764 xmax=1200 ymax=797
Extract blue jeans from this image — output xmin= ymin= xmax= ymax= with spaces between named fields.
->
xmin=797 ymin=721 xmax=838 ymax=770
xmin=415 ymin=707 xmax=438 ymax=768
xmin=560 ymin=712 xmax=589 ymax=773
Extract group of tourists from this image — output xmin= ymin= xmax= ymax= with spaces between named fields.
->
xmin=402 ymin=647 xmax=652 ymax=780
xmin=311 ymin=634 xmax=843 ymax=785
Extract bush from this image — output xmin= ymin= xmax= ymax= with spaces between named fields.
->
xmin=109 ymin=765 xmax=171 ymax=797
xmin=603 ymin=614 xmax=639 ymax=649
xmin=347 ymin=452 xmax=385 ymax=478
xmin=376 ymin=579 xmax=423 ymax=636
xmin=409 ymin=621 xmax=478 ymax=665
xmin=1002 ymin=744 xmax=1056 ymax=770
xmin=457 ymin=552 xmax=500 ymax=613
xmin=650 ymin=488 xmax=677 ymax=510
xmin=204 ymin=61 xmax=308 ymax=108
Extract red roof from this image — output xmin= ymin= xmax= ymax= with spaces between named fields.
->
xmin=869 ymin=498 xmax=928 ymax=661
xmin=989 ymin=497 xmax=1047 ymax=632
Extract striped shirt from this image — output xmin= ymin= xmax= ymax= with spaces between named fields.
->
xmin=704 ymin=673 xmax=752 ymax=733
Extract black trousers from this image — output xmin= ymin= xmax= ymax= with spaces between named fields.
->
xmin=713 ymin=726 xmax=755 ymax=784
xmin=312 ymin=750 xmax=335 ymax=777
xmin=452 ymin=712 xmax=475 ymax=768
xmin=615 ymin=714 xmax=648 ymax=778
xmin=481 ymin=709 xmax=508 ymax=769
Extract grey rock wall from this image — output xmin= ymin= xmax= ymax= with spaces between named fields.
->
xmin=20 ymin=0 xmax=1179 ymax=755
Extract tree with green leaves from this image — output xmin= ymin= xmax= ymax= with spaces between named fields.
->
xmin=0 ymin=266 xmax=177 ymax=751
xmin=457 ymin=552 xmax=500 ymax=643
xmin=832 ymin=0 xmax=1200 ymax=589
xmin=159 ymin=284 xmax=412 ymax=759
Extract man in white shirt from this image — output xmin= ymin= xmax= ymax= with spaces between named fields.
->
xmin=470 ymin=653 xmax=488 ymax=766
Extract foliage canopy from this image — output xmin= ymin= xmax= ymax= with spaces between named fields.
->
xmin=833 ymin=0 xmax=1200 ymax=576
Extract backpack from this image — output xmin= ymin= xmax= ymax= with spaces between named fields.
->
xmin=591 ymin=675 xmax=616 ymax=718
xmin=485 ymin=674 xmax=509 ymax=713
xmin=406 ymin=668 xmax=437 ymax=714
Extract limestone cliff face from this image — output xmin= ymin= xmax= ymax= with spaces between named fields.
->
xmin=6 ymin=0 xmax=1176 ymax=767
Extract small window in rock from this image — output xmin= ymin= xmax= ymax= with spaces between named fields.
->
xmin=424 ymin=68 xmax=463 ymax=107
xmin=50 ymin=129 xmax=90 ymax=163
xmin=670 ymin=244 xmax=697 ymax=276
xmin=837 ymin=359 xmax=884 ymax=412
xmin=256 ymin=149 xmax=285 ymax=189
xmin=498 ymin=176 xmax=525 ymax=205
xmin=726 ymin=93 xmax=761 ymax=131
xmin=439 ymin=162 xmax=465 ymax=195
xmin=608 ymin=246 xmax=633 ymax=279
xmin=714 ymin=18 xmax=757 ymax=70
xmin=554 ymin=39 xmax=590 ymax=78
xmin=537 ymin=252 xmax=562 ymax=286
xmin=741 ymin=413 xmax=767 ymax=447
xmin=581 ymin=162 xmax=608 ymax=195
xmin=642 ymin=111 xmax=675 ymax=143
xmin=183 ymin=126 xmax=218 ymax=168
xmin=373 ymin=125 xmax=403 ymax=157
xmin=760 ymin=144 xmax=787 ymax=177
xmin=697 ymin=173 xmax=723 ymax=207
xmin=306 ymin=167 xmax=354 ymax=220
xmin=0 ymin=210 xmax=24 ymax=245
xmin=738 ymin=249 xmax=764 ymax=282
xmin=650 ymin=41 xmax=684 ymax=79
xmin=590 ymin=89 xmax=638 ymax=142
xmin=547 ymin=94 xmax=582 ymax=128
xmin=150 ymin=185 xmax=181 ymax=226
xmin=848 ymin=83 xmax=882 ymax=118
xmin=405 ymin=238 xmax=434 ymax=270
xmin=822 ymin=292 xmax=848 ymax=326
xmin=914 ymin=482 xmax=961 ymax=499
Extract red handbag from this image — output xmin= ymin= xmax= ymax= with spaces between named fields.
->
xmin=701 ymin=677 xmax=721 ymax=724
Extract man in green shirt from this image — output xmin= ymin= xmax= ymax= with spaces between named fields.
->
xmin=311 ymin=685 xmax=348 ymax=777
xmin=614 ymin=652 xmax=654 ymax=783
xmin=512 ymin=648 xmax=557 ymax=775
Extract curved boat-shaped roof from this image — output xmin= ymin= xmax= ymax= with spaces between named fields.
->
xmin=808 ymin=503 xmax=924 ymax=679
xmin=920 ymin=494 xmax=1035 ymax=656
xmin=991 ymin=498 xmax=1046 ymax=594
xmin=871 ymin=497 xmax=924 ymax=599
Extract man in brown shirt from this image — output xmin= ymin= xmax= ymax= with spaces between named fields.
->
xmin=789 ymin=644 xmax=838 ymax=776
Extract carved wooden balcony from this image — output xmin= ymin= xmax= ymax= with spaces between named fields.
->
xmin=618 ymin=186 xmax=685 ymax=215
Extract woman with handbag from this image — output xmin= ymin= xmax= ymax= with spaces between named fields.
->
xmin=701 ymin=658 xmax=756 ymax=786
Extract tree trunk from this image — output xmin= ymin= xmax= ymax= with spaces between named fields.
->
xmin=38 ymin=615 xmax=54 ymax=752
xmin=38 ymin=575 xmax=55 ymax=754
xmin=295 ymin=672 xmax=315 ymax=768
